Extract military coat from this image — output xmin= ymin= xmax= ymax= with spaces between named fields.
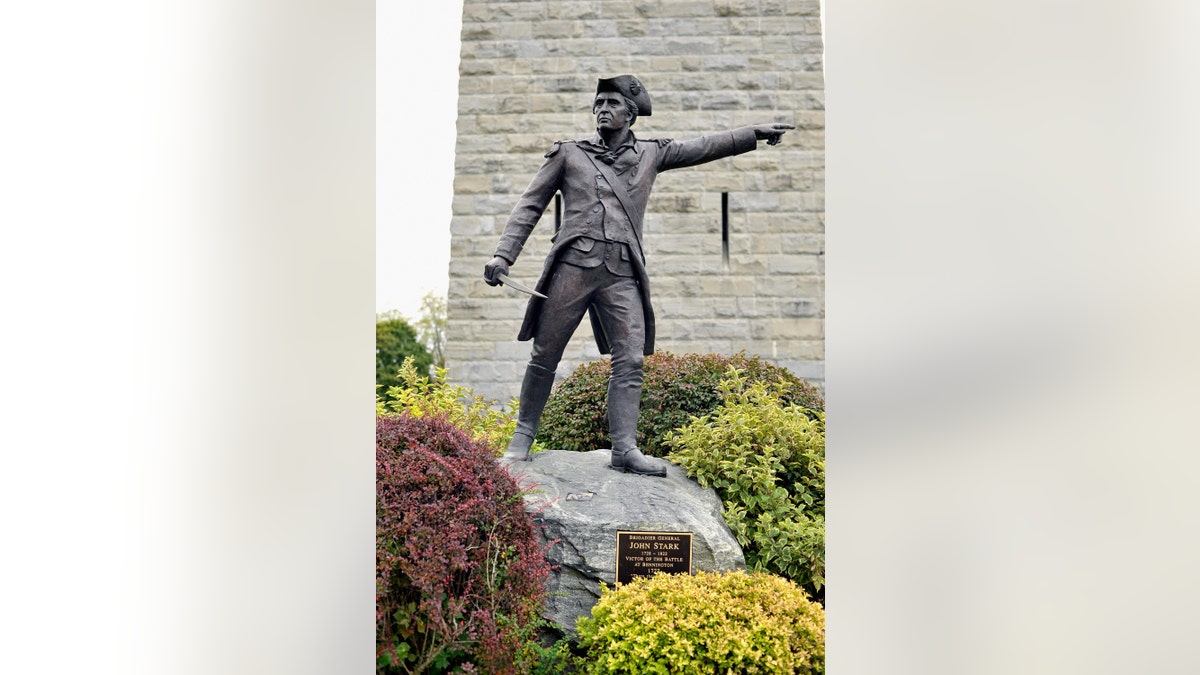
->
xmin=494 ymin=126 xmax=759 ymax=355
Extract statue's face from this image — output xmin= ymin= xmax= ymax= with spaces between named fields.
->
xmin=593 ymin=93 xmax=632 ymax=132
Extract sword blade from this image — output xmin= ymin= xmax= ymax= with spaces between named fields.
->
xmin=497 ymin=273 xmax=547 ymax=299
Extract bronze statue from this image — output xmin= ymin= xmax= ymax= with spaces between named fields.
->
xmin=485 ymin=75 xmax=793 ymax=476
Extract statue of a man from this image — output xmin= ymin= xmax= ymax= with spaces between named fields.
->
xmin=484 ymin=75 xmax=793 ymax=476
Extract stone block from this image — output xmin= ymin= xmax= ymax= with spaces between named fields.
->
xmin=754 ymin=273 xmax=820 ymax=298
xmin=468 ymin=40 xmax=521 ymax=60
xmin=701 ymin=54 xmax=752 ymax=71
xmin=654 ymin=320 xmax=694 ymax=340
xmin=779 ymin=232 xmax=823 ymax=253
xmin=453 ymin=174 xmax=492 ymax=194
xmin=712 ymin=297 xmax=739 ymax=318
xmin=459 ymin=59 xmax=496 ymax=76
xmin=762 ymin=0 xmax=786 ymax=14
xmin=749 ymin=233 xmax=783 ymax=254
xmin=752 ymin=317 xmax=822 ymax=340
xmin=460 ymin=23 xmax=496 ymax=41
xmin=717 ymin=37 xmax=765 ymax=55
xmin=765 ymin=253 xmax=819 ymax=274
xmin=714 ymin=0 xmax=759 ymax=17
xmin=763 ymin=212 xmax=822 ymax=233
xmin=747 ymin=91 xmax=779 ymax=109
xmin=700 ymin=172 xmax=744 ymax=191
xmin=780 ymin=298 xmax=820 ymax=317
xmin=659 ymin=0 xmax=717 ymax=17
xmin=533 ymin=20 xmax=581 ymax=39
xmin=658 ymin=297 xmax=716 ymax=319
xmin=449 ymin=216 xmax=496 ymax=237
xmin=655 ymin=233 xmax=719 ymax=255
xmin=784 ymin=0 xmax=823 ymax=16
xmin=663 ymin=36 xmax=722 ymax=55
xmin=653 ymin=254 xmax=725 ymax=276
xmin=581 ymin=19 xmax=620 ymax=37
xmin=695 ymin=275 xmax=755 ymax=298
xmin=727 ymin=254 xmax=767 ymax=275
xmin=669 ymin=320 xmax=725 ymax=340
xmin=777 ymin=358 xmax=823 ymax=382
xmin=617 ymin=19 xmax=648 ymax=37
xmin=528 ymin=93 xmax=570 ymax=113
xmin=737 ymin=296 xmax=781 ymax=318
xmin=545 ymin=1 xmax=605 ymax=20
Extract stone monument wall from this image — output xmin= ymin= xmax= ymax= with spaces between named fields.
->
xmin=447 ymin=0 xmax=825 ymax=404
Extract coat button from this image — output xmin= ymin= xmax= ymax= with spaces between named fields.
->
xmin=592 ymin=205 xmax=600 ymax=213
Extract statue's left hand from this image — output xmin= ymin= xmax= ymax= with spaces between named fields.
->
xmin=753 ymin=123 xmax=796 ymax=146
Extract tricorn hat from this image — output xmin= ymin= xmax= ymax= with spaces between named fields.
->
xmin=596 ymin=75 xmax=652 ymax=117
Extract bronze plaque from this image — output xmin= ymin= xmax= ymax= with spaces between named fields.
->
xmin=615 ymin=531 xmax=693 ymax=585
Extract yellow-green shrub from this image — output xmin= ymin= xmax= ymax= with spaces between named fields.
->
xmin=538 ymin=351 xmax=823 ymax=457
xmin=665 ymin=370 xmax=825 ymax=598
xmin=576 ymin=570 xmax=824 ymax=675
xmin=377 ymin=357 xmax=519 ymax=454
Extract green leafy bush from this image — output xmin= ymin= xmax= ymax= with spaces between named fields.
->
xmin=576 ymin=570 xmax=824 ymax=675
xmin=515 ymin=633 xmax=587 ymax=675
xmin=376 ymin=413 xmax=550 ymax=674
xmin=378 ymin=357 xmax=519 ymax=455
xmin=665 ymin=370 xmax=825 ymax=598
xmin=377 ymin=313 xmax=434 ymax=399
xmin=538 ymin=351 xmax=823 ymax=457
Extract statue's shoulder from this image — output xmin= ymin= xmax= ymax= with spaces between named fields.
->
xmin=638 ymin=138 xmax=673 ymax=149
xmin=544 ymin=139 xmax=584 ymax=158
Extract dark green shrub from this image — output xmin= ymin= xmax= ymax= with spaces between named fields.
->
xmin=665 ymin=370 xmax=825 ymax=599
xmin=537 ymin=351 xmax=823 ymax=457
xmin=376 ymin=413 xmax=550 ymax=674
xmin=576 ymin=570 xmax=825 ymax=675
xmin=377 ymin=314 xmax=433 ymax=401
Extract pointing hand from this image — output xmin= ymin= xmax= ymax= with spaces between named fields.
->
xmin=752 ymin=123 xmax=796 ymax=146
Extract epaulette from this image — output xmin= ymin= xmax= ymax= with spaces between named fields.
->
xmin=544 ymin=140 xmax=572 ymax=158
xmin=651 ymin=138 xmax=673 ymax=149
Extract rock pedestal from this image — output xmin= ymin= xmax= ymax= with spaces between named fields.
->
xmin=503 ymin=449 xmax=745 ymax=638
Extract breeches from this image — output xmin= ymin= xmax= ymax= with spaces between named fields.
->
xmin=529 ymin=263 xmax=645 ymax=382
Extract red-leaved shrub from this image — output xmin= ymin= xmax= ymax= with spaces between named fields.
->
xmin=377 ymin=413 xmax=550 ymax=674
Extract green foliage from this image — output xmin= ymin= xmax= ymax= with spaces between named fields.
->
xmin=538 ymin=351 xmax=823 ymax=457
xmin=665 ymin=370 xmax=825 ymax=597
xmin=537 ymin=359 xmax=610 ymax=452
xmin=377 ymin=357 xmax=518 ymax=455
xmin=576 ymin=570 xmax=825 ymax=675
xmin=514 ymin=631 xmax=587 ymax=675
xmin=377 ymin=312 xmax=434 ymax=399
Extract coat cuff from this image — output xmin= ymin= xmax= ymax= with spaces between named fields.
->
xmin=492 ymin=242 xmax=518 ymax=265
xmin=731 ymin=126 xmax=759 ymax=153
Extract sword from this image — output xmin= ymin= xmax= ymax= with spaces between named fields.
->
xmin=497 ymin=273 xmax=547 ymax=299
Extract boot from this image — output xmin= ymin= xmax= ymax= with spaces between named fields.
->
xmin=502 ymin=431 xmax=535 ymax=462
xmin=607 ymin=369 xmax=666 ymax=477
xmin=611 ymin=446 xmax=667 ymax=477
xmin=501 ymin=363 xmax=556 ymax=462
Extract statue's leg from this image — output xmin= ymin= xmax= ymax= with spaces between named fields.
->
xmin=503 ymin=263 xmax=595 ymax=461
xmin=503 ymin=363 xmax=556 ymax=461
xmin=594 ymin=274 xmax=665 ymax=477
